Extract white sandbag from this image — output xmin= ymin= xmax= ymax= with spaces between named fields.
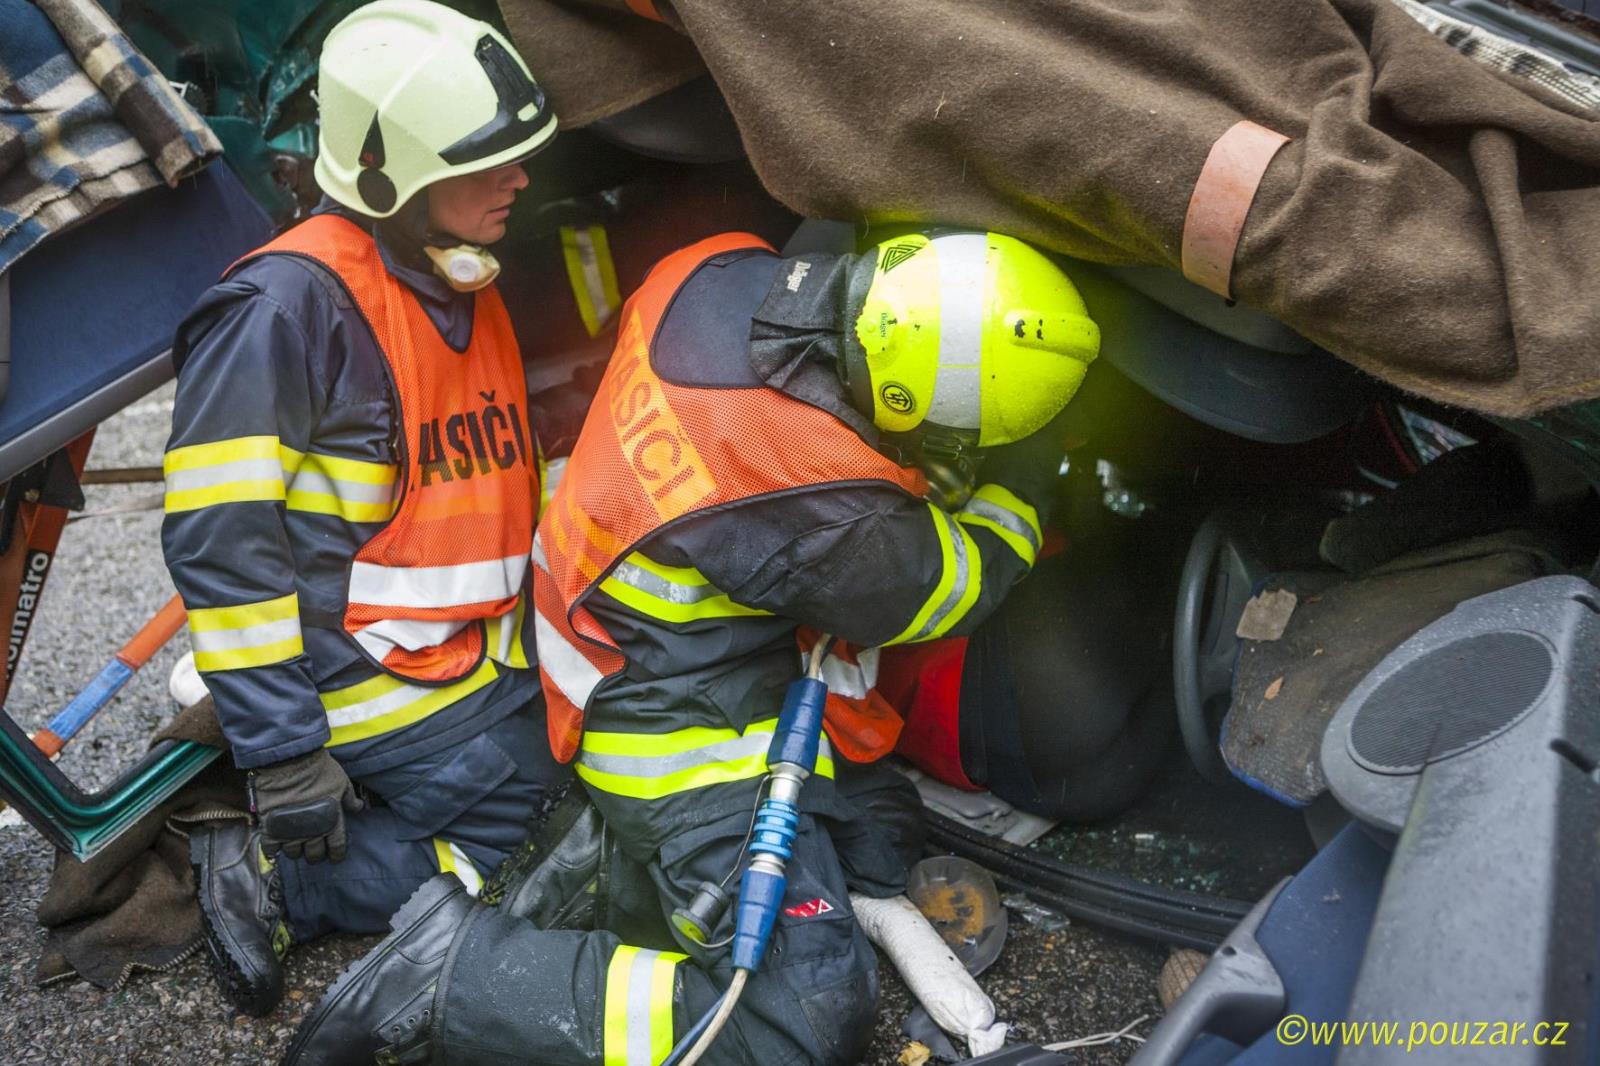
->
xmin=850 ymin=893 xmax=1009 ymax=1054
xmin=169 ymin=649 xmax=210 ymax=708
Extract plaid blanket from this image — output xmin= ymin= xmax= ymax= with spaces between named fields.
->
xmin=0 ymin=0 xmax=219 ymax=275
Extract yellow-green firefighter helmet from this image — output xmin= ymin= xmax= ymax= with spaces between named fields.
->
xmin=313 ymin=0 xmax=556 ymax=218
xmin=845 ymin=231 xmax=1100 ymax=448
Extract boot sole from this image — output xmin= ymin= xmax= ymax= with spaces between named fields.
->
xmin=279 ymin=875 xmax=463 ymax=1065
xmin=191 ymin=848 xmax=283 ymax=1018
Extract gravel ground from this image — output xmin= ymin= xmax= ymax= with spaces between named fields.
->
xmin=0 ymin=383 xmax=1164 ymax=1065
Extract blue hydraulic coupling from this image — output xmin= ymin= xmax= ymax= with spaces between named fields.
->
xmin=731 ymin=675 xmax=827 ymax=971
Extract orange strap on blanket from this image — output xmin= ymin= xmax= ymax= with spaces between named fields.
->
xmin=1181 ymin=120 xmax=1290 ymax=300
xmin=624 ymin=0 xmax=665 ymax=21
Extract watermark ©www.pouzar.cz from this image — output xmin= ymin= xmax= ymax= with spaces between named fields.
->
xmin=1275 ymin=1014 xmax=1569 ymax=1052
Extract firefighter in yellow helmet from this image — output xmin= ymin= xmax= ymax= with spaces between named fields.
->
xmin=283 ymin=228 xmax=1099 ymax=1065
xmin=173 ymin=0 xmax=566 ymax=1020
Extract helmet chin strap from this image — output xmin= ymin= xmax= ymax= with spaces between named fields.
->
xmin=424 ymin=243 xmax=501 ymax=292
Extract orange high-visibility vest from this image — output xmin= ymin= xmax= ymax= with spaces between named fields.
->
xmin=235 ymin=215 xmax=537 ymax=683
xmin=533 ymin=233 xmax=928 ymax=762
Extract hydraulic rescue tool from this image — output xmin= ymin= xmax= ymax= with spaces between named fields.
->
xmin=663 ymin=636 xmax=832 ymax=1066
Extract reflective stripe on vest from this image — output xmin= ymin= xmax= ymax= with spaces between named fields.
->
xmin=533 ymin=233 xmax=928 ymax=763
xmin=603 ymin=945 xmax=684 ymax=1066
xmin=234 ymin=216 xmax=537 ymax=684
xmin=577 ymin=716 xmax=837 ymax=801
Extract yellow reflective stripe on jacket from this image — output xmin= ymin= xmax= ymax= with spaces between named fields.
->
xmin=603 ymin=945 xmax=685 ymax=1066
xmin=163 ymin=436 xmax=303 ymax=512
xmin=432 ymin=838 xmax=483 ymax=897
xmin=599 ymin=552 xmax=773 ymax=625
xmin=957 ymin=483 xmax=1042 ymax=566
xmin=887 ymin=505 xmax=983 ymax=645
xmin=187 ymin=592 xmax=303 ymax=671
xmin=561 ymin=224 xmax=621 ymax=338
xmin=320 ymin=659 xmax=499 ymax=746
xmin=285 ymin=452 xmax=399 ymax=523
xmin=577 ymin=717 xmax=837 ymax=801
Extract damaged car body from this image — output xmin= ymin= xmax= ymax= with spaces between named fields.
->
xmin=1 ymin=0 xmax=1599 ymax=1062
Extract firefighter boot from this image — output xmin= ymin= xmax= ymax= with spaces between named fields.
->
xmin=191 ymin=822 xmax=291 ymax=1016
xmin=481 ymin=786 xmax=605 ymax=929
xmin=280 ymin=873 xmax=473 ymax=1066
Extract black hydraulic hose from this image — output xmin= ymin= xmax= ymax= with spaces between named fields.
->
xmin=923 ymin=811 xmax=1251 ymax=951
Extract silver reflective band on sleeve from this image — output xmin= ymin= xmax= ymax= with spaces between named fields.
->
xmin=349 ymin=554 xmax=527 ymax=609
xmin=189 ymin=617 xmax=302 ymax=655
xmin=610 ymin=558 xmax=725 ymax=605
xmin=926 ymin=232 xmax=988 ymax=431
xmin=163 ymin=457 xmax=286 ymax=494
xmin=961 ymin=497 xmax=1039 ymax=550
xmin=958 ymin=483 xmax=1043 ymax=566
xmin=904 ymin=510 xmax=974 ymax=642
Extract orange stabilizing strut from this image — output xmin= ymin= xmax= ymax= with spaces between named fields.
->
xmin=32 ymin=594 xmax=187 ymax=758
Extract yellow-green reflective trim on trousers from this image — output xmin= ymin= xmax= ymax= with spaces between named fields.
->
xmin=603 ymin=945 xmax=686 ymax=1066
xmin=578 ymin=717 xmax=837 ymax=801
xmin=599 ymin=552 xmax=772 ymax=625
xmin=432 ymin=838 xmax=482 ymax=896
xmin=321 ymin=659 xmax=500 ymax=746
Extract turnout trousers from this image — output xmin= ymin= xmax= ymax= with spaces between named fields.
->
xmin=433 ymin=763 xmax=923 ymax=1066
xmin=279 ymin=699 xmax=570 ymax=940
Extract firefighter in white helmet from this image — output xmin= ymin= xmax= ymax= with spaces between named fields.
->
xmin=169 ymin=0 xmax=565 ymax=1018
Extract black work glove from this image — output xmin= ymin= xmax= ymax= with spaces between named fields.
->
xmin=978 ymin=411 xmax=1070 ymax=527
xmin=248 ymin=749 xmax=364 ymax=864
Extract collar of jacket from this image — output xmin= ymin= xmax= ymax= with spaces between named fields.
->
xmin=746 ymin=250 xmax=882 ymax=445
xmin=313 ymin=198 xmax=475 ymax=352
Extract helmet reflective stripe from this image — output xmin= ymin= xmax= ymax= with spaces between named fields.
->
xmin=925 ymin=233 xmax=987 ymax=432
xmin=851 ymin=229 xmax=1100 ymax=448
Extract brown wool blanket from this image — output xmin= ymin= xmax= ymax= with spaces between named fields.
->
xmin=498 ymin=0 xmax=1600 ymax=417
xmin=34 ymin=699 xmax=245 ymax=990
